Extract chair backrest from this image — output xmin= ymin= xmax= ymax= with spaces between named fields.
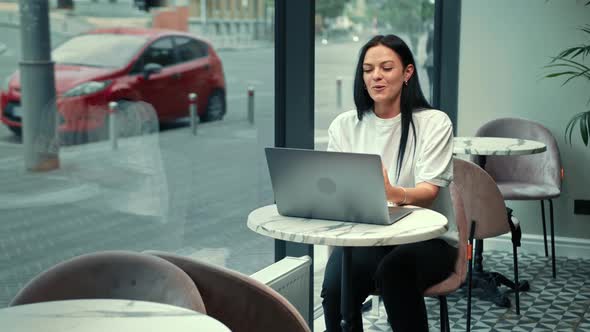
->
xmin=452 ymin=158 xmax=510 ymax=239
xmin=424 ymin=182 xmax=469 ymax=296
xmin=9 ymin=251 xmax=206 ymax=314
xmin=475 ymin=117 xmax=562 ymax=189
xmin=145 ymin=251 xmax=311 ymax=332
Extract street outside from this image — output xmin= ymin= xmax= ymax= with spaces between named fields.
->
xmin=0 ymin=0 xmax=432 ymax=308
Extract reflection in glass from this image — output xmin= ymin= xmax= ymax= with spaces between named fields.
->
xmin=0 ymin=0 xmax=274 ymax=306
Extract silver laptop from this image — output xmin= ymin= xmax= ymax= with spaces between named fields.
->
xmin=264 ymin=147 xmax=412 ymax=225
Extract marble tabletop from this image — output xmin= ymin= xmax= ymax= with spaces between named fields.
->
xmin=247 ymin=204 xmax=448 ymax=247
xmin=0 ymin=299 xmax=230 ymax=332
xmin=453 ymin=137 xmax=547 ymax=156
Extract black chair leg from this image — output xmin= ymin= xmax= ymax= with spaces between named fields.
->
xmin=467 ymin=221 xmax=476 ymax=332
xmin=512 ymin=243 xmax=520 ymax=315
xmin=541 ymin=200 xmax=548 ymax=257
xmin=439 ymin=296 xmax=448 ymax=332
xmin=549 ymin=199 xmax=556 ymax=278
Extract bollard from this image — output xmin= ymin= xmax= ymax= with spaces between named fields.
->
xmin=247 ymin=86 xmax=255 ymax=125
xmin=189 ymin=93 xmax=197 ymax=136
xmin=336 ymin=77 xmax=342 ymax=110
xmin=108 ymin=101 xmax=118 ymax=150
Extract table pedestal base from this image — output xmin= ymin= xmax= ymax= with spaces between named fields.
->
xmin=470 ymin=271 xmax=530 ymax=308
xmin=341 ymin=247 xmax=353 ymax=332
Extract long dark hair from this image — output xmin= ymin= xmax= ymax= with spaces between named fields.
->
xmin=353 ymin=34 xmax=431 ymax=181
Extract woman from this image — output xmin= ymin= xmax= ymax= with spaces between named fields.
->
xmin=321 ymin=34 xmax=458 ymax=332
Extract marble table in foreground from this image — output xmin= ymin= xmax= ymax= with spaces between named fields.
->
xmin=0 ymin=299 xmax=230 ymax=332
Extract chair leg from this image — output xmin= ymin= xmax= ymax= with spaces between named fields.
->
xmin=439 ymin=295 xmax=449 ymax=332
xmin=540 ymin=200 xmax=548 ymax=257
xmin=513 ymin=242 xmax=520 ymax=315
xmin=549 ymin=199 xmax=556 ymax=278
xmin=467 ymin=221 xmax=476 ymax=332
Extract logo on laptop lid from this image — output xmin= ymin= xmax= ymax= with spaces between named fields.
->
xmin=317 ymin=177 xmax=336 ymax=195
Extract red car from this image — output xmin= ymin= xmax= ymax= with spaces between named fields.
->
xmin=1 ymin=28 xmax=226 ymax=136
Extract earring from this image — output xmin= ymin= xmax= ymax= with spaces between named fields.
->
xmin=404 ymin=80 xmax=408 ymax=86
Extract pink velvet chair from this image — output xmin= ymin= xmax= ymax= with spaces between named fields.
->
xmin=145 ymin=250 xmax=311 ymax=332
xmin=475 ymin=117 xmax=562 ymax=278
xmin=370 ymin=180 xmax=471 ymax=332
xmin=423 ymin=181 xmax=470 ymax=332
xmin=10 ymin=250 xmax=206 ymax=313
xmin=453 ymin=158 xmax=524 ymax=321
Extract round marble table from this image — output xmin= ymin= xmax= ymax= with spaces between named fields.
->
xmin=453 ymin=136 xmax=546 ymax=156
xmin=0 ymin=299 xmax=231 ymax=332
xmin=453 ymin=136 xmax=547 ymax=308
xmin=248 ymin=204 xmax=448 ymax=332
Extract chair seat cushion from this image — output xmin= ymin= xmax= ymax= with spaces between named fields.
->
xmin=497 ymin=181 xmax=560 ymax=200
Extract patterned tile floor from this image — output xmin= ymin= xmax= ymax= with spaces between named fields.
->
xmin=321 ymin=250 xmax=590 ymax=331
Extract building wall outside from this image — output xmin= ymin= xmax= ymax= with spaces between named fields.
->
xmin=457 ymin=0 xmax=590 ymax=240
xmin=185 ymin=0 xmax=271 ymax=43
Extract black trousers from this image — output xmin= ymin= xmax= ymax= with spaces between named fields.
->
xmin=321 ymin=239 xmax=457 ymax=332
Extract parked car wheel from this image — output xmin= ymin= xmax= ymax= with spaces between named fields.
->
xmin=201 ymin=89 xmax=225 ymax=122
xmin=8 ymin=125 xmax=21 ymax=137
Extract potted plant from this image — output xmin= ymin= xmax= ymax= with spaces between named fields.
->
xmin=545 ymin=3 xmax=590 ymax=146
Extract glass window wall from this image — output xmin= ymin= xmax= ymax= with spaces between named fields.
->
xmin=0 ymin=0 xmax=274 ymax=306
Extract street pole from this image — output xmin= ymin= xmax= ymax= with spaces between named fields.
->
xmin=189 ymin=93 xmax=197 ymax=136
xmin=109 ymin=101 xmax=118 ymax=150
xmin=248 ymin=86 xmax=255 ymax=125
xmin=19 ymin=0 xmax=59 ymax=171
xmin=336 ymin=77 xmax=342 ymax=110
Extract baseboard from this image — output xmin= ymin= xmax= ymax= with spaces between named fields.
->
xmin=484 ymin=234 xmax=590 ymax=259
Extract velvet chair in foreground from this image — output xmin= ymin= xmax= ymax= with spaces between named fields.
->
xmin=453 ymin=158 xmax=524 ymax=321
xmin=145 ymin=251 xmax=311 ymax=332
xmin=10 ymin=250 xmax=206 ymax=313
xmin=475 ymin=117 xmax=562 ymax=278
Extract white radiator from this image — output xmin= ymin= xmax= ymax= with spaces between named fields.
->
xmin=250 ymin=256 xmax=312 ymax=323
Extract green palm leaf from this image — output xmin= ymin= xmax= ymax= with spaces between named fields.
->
xmin=565 ymin=112 xmax=590 ymax=146
xmin=565 ymin=113 xmax=584 ymax=145
xmin=582 ymin=114 xmax=589 ymax=146
xmin=545 ymin=71 xmax=578 ymax=78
